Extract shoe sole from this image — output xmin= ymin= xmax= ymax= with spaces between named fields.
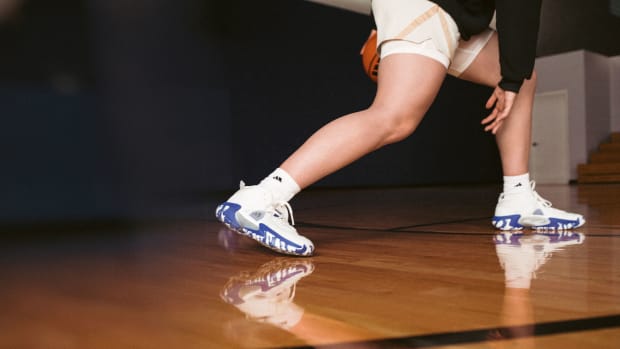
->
xmin=216 ymin=202 xmax=313 ymax=257
xmin=493 ymin=214 xmax=585 ymax=231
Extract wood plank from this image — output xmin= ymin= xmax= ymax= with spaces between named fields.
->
xmin=590 ymin=153 xmax=620 ymax=163
xmin=578 ymin=163 xmax=620 ymax=175
xmin=578 ymin=174 xmax=620 ymax=183
xmin=0 ymin=184 xmax=618 ymax=348
xmin=599 ymin=142 xmax=620 ymax=152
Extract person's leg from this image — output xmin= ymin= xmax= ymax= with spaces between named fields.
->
xmin=217 ymin=0 xmax=464 ymax=256
xmin=457 ymin=33 xmax=584 ymax=230
xmin=216 ymin=53 xmax=448 ymax=256
xmin=458 ymin=33 xmax=534 ymax=177
xmin=449 ymin=28 xmax=536 ymax=194
xmin=281 ymin=53 xmax=446 ymax=189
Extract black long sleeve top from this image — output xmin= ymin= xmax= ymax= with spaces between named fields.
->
xmin=431 ymin=0 xmax=542 ymax=92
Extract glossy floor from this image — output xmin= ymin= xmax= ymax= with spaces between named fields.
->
xmin=1 ymin=183 xmax=619 ymax=348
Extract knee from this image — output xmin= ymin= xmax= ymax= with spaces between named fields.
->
xmin=373 ymin=106 xmax=421 ymax=145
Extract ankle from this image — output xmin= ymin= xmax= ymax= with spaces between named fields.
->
xmin=503 ymin=173 xmax=530 ymax=194
xmin=259 ymin=168 xmax=301 ymax=203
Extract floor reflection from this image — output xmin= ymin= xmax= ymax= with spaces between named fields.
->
xmin=217 ymin=228 xmax=594 ymax=348
xmin=494 ymin=231 xmax=586 ymax=289
xmin=490 ymin=231 xmax=586 ymax=347
xmin=221 ymin=257 xmax=314 ymax=330
xmin=220 ymin=253 xmax=387 ymax=348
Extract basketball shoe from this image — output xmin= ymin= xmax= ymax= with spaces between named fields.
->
xmin=216 ymin=182 xmax=314 ymax=256
xmin=221 ymin=258 xmax=315 ymax=329
xmin=492 ymin=181 xmax=585 ymax=231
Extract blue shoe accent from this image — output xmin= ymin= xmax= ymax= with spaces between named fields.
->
xmin=215 ymin=202 xmax=245 ymax=233
xmin=216 ymin=201 xmax=313 ymax=256
xmin=493 ymin=231 xmax=525 ymax=246
xmin=492 ymin=214 xmax=524 ymax=230
xmin=541 ymin=230 xmax=584 ymax=244
xmin=252 ymin=223 xmax=310 ymax=255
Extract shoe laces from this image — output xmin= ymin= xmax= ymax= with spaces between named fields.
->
xmin=239 ymin=180 xmax=296 ymax=225
xmin=272 ymin=201 xmax=295 ymax=226
xmin=530 ymin=181 xmax=552 ymax=207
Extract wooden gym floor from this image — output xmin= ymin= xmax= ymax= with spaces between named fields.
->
xmin=1 ymin=183 xmax=619 ymax=348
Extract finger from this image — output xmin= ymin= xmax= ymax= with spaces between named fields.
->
xmin=497 ymin=101 xmax=514 ymax=121
xmin=488 ymin=118 xmax=504 ymax=134
xmin=495 ymin=108 xmax=509 ymax=121
xmin=484 ymin=118 xmax=500 ymax=132
xmin=486 ymin=93 xmax=498 ymax=109
xmin=481 ymin=109 xmax=498 ymax=125
xmin=485 ymin=122 xmax=497 ymax=132
xmin=495 ymin=90 xmax=506 ymax=110
xmin=480 ymin=108 xmax=499 ymax=125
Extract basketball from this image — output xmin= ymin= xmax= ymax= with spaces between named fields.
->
xmin=360 ymin=29 xmax=379 ymax=82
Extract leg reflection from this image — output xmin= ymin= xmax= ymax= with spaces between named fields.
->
xmin=489 ymin=231 xmax=586 ymax=347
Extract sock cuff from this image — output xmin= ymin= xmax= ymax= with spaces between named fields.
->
xmin=270 ymin=168 xmax=300 ymax=191
xmin=259 ymin=168 xmax=301 ymax=202
xmin=503 ymin=173 xmax=530 ymax=193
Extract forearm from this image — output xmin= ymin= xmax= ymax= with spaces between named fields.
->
xmin=495 ymin=0 xmax=542 ymax=92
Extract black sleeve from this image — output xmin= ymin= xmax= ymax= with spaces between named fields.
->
xmin=495 ymin=0 xmax=542 ymax=92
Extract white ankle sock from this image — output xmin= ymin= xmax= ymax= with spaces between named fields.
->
xmin=503 ymin=173 xmax=530 ymax=194
xmin=259 ymin=168 xmax=301 ymax=203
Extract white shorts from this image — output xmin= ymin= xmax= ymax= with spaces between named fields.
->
xmin=372 ymin=0 xmax=496 ymax=77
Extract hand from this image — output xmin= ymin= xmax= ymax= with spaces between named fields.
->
xmin=481 ymin=86 xmax=517 ymax=134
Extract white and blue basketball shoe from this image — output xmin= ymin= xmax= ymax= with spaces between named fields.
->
xmin=492 ymin=181 xmax=585 ymax=231
xmin=216 ymin=182 xmax=314 ymax=256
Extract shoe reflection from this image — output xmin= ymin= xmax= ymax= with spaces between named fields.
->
xmin=489 ymin=231 xmax=585 ymax=347
xmin=221 ymin=258 xmax=314 ymax=329
xmin=494 ymin=231 xmax=585 ymax=289
xmin=221 ymin=258 xmax=383 ymax=348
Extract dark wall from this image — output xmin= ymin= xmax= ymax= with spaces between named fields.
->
xmin=203 ymin=0 xmax=500 ymax=188
xmin=538 ymin=0 xmax=620 ymax=57
xmin=2 ymin=0 xmax=618 ymax=223
xmin=0 ymin=0 xmax=106 ymax=222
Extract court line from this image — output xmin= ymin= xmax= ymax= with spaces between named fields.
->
xmin=295 ymin=216 xmax=491 ymax=232
xmin=293 ymin=220 xmax=620 ymax=238
xmin=293 ymin=314 xmax=620 ymax=348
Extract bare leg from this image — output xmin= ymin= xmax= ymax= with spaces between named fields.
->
xmin=456 ymin=33 xmax=585 ymax=229
xmin=458 ymin=33 xmax=537 ymax=176
xmin=280 ymin=53 xmax=447 ymax=189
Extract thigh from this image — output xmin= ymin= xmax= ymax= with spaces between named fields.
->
xmin=372 ymin=52 xmax=447 ymax=119
xmin=456 ymin=32 xmax=502 ymax=88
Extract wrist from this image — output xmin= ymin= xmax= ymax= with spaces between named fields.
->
xmin=498 ymin=78 xmax=523 ymax=93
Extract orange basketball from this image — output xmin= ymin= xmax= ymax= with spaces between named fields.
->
xmin=360 ymin=29 xmax=379 ymax=83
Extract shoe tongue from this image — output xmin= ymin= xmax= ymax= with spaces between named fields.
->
xmin=250 ymin=211 xmax=265 ymax=220
xmin=273 ymin=206 xmax=289 ymax=220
